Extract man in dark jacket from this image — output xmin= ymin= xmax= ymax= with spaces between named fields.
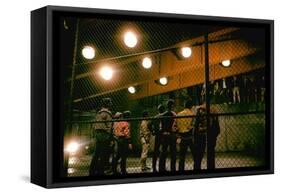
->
xmin=151 ymin=104 xmax=165 ymax=173
xmin=193 ymin=103 xmax=220 ymax=170
xmin=159 ymin=99 xmax=177 ymax=172
xmin=89 ymin=98 xmax=113 ymax=176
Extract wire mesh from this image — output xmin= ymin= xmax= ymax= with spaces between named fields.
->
xmin=62 ymin=17 xmax=267 ymax=177
xmin=65 ymin=111 xmax=265 ymax=177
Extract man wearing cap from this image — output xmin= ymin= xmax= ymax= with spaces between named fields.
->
xmin=89 ymin=98 xmax=113 ymax=176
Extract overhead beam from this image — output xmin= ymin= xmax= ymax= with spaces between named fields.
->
xmin=68 ymin=27 xmax=240 ymax=82
xmin=129 ymin=56 xmax=265 ymax=100
xmin=73 ymin=38 xmax=259 ymax=103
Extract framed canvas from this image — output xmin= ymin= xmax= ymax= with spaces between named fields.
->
xmin=31 ymin=5 xmax=274 ymax=188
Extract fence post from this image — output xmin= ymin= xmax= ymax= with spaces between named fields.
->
xmin=204 ymin=34 xmax=212 ymax=169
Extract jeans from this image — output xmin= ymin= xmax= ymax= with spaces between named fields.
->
xmin=193 ymin=133 xmax=206 ymax=170
xmin=233 ymin=86 xmax=240 ymax=103
xmin=159 ymin=133 xmax=177 ymax=172
xmin=89 ymin=131 xmax=111 ymax=176
xmin=178 ymin=133 xmax=195 ymax=172
xmin=112 ymin=138 xmax=129 ymax=174
xmin=140 ymin=141 xmax=150 ymax=169
xmin=193 ymin=132 xmax=217 ymax=170
xmin=207 ymin=134 xmax=217 ymax=169
xmin=152 ymin=134 xmax=161 ymax=172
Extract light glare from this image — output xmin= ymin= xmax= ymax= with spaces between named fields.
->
xmin=222 ymin=60 xmax=231 ymax=67
xmin=128 ymin=86 xmax=136 ymax=94
xmin=82 ymin=46 xmax=95 ymax=59
xmin=142 ymin=57 xmax=152 ymax=69
xmin=159 ymin=77 xmax=168 ymax=85
xmin=100 ymin=66 xmax=113 ymax=80
xmin=124 ymin=31 xmax=138 ymax=48
xmin=66 ymin=142 xmax=79 ymax=153
xmin=181 ymin=47 xmax=192 ymax=58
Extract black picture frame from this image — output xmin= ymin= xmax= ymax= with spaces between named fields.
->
xmin=31 ymin=5 xmax=274 ymax=188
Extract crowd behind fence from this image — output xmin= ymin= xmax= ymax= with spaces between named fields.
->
xmin=65 ymin=103 xmax=265 ymax=177
xmin=62 ymin=22 xmax=267 ymax=177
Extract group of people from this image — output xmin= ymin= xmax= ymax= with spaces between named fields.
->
xmin=200 ymin=75 xmax=266 ymax=105
xmin=89 ymin=97 xmax=220 ymax=176
xmin=89 ymin=98 xmax=133 ymax=176
xmin=139 ymin=99 xmax=220 ymax=173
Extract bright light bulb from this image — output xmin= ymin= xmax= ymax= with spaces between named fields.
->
xmin=142 ymin=57 xmax=152 ymax=69
xmin=68 ymin=168 xmax=75 ymax=174
xmin=128 ymin=86 xmax=136 ymax=94
xmin=181 ymin=47 xmax=192 ymax=58
xmin=82 ymin=46 xmax=95 ymax=59
xmin=159 ymin=77 xmax=168 ymax=85
xmin=221 ymin=60 xmax=231 ymax=67
xmin=100 ymin=66 xmax=113 ymax=80
xmin=66 ymin=142 xmax=79 ymax=153
xmin=124 ymin=31 xmax=138 ymax=48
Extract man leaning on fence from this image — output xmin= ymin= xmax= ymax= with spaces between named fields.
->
xmin=89 ymin=98 xmax=113 ymax=176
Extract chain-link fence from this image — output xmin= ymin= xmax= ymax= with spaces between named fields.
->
xmin=65 ymin=106 xmax=265 ymax=177
xmin=61 ymin=17 xmax=267 ymax=177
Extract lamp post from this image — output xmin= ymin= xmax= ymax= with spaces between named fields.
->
xmin=204 ymin=34 xmax=213 ymax=170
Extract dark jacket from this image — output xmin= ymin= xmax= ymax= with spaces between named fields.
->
xmin=161 ymin=111 xmax=177 ymax=133
xmin=194 ymin=107 xmax=220 ymax=137
xmin=151 ymin=113 xmax=163 ymax=135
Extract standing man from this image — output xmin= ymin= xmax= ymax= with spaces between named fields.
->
xmin=176 ymin=99 xmax=195 ymax=172
xmin=193 ymin=103 xmax=220 ymax=170
xmin=221 ymin=78 xmax=228 ymax=104
xmin=231 ymin=76 xmax=241 ymax=104
xmin=151 ymin=104 xmax=165 ymax=173
xmin=213 ymin=81 xmax=221 ymax=104
xmin=159 ymin=99 xmax=177 ymax=172
xmin=112 ymin=111 xmax=132 ymax=175
xmin=207 ymin=107 xmax=220 ymax=169
xmin=89 ymin=98 xmax=113 ymax=176
xmin=139 ymin=111 xmax=152 ymax=171
xmin=200 ymin=84 xmax=206 ymax=104
xmin=110 ymin=112 xmax=123 ymax=173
